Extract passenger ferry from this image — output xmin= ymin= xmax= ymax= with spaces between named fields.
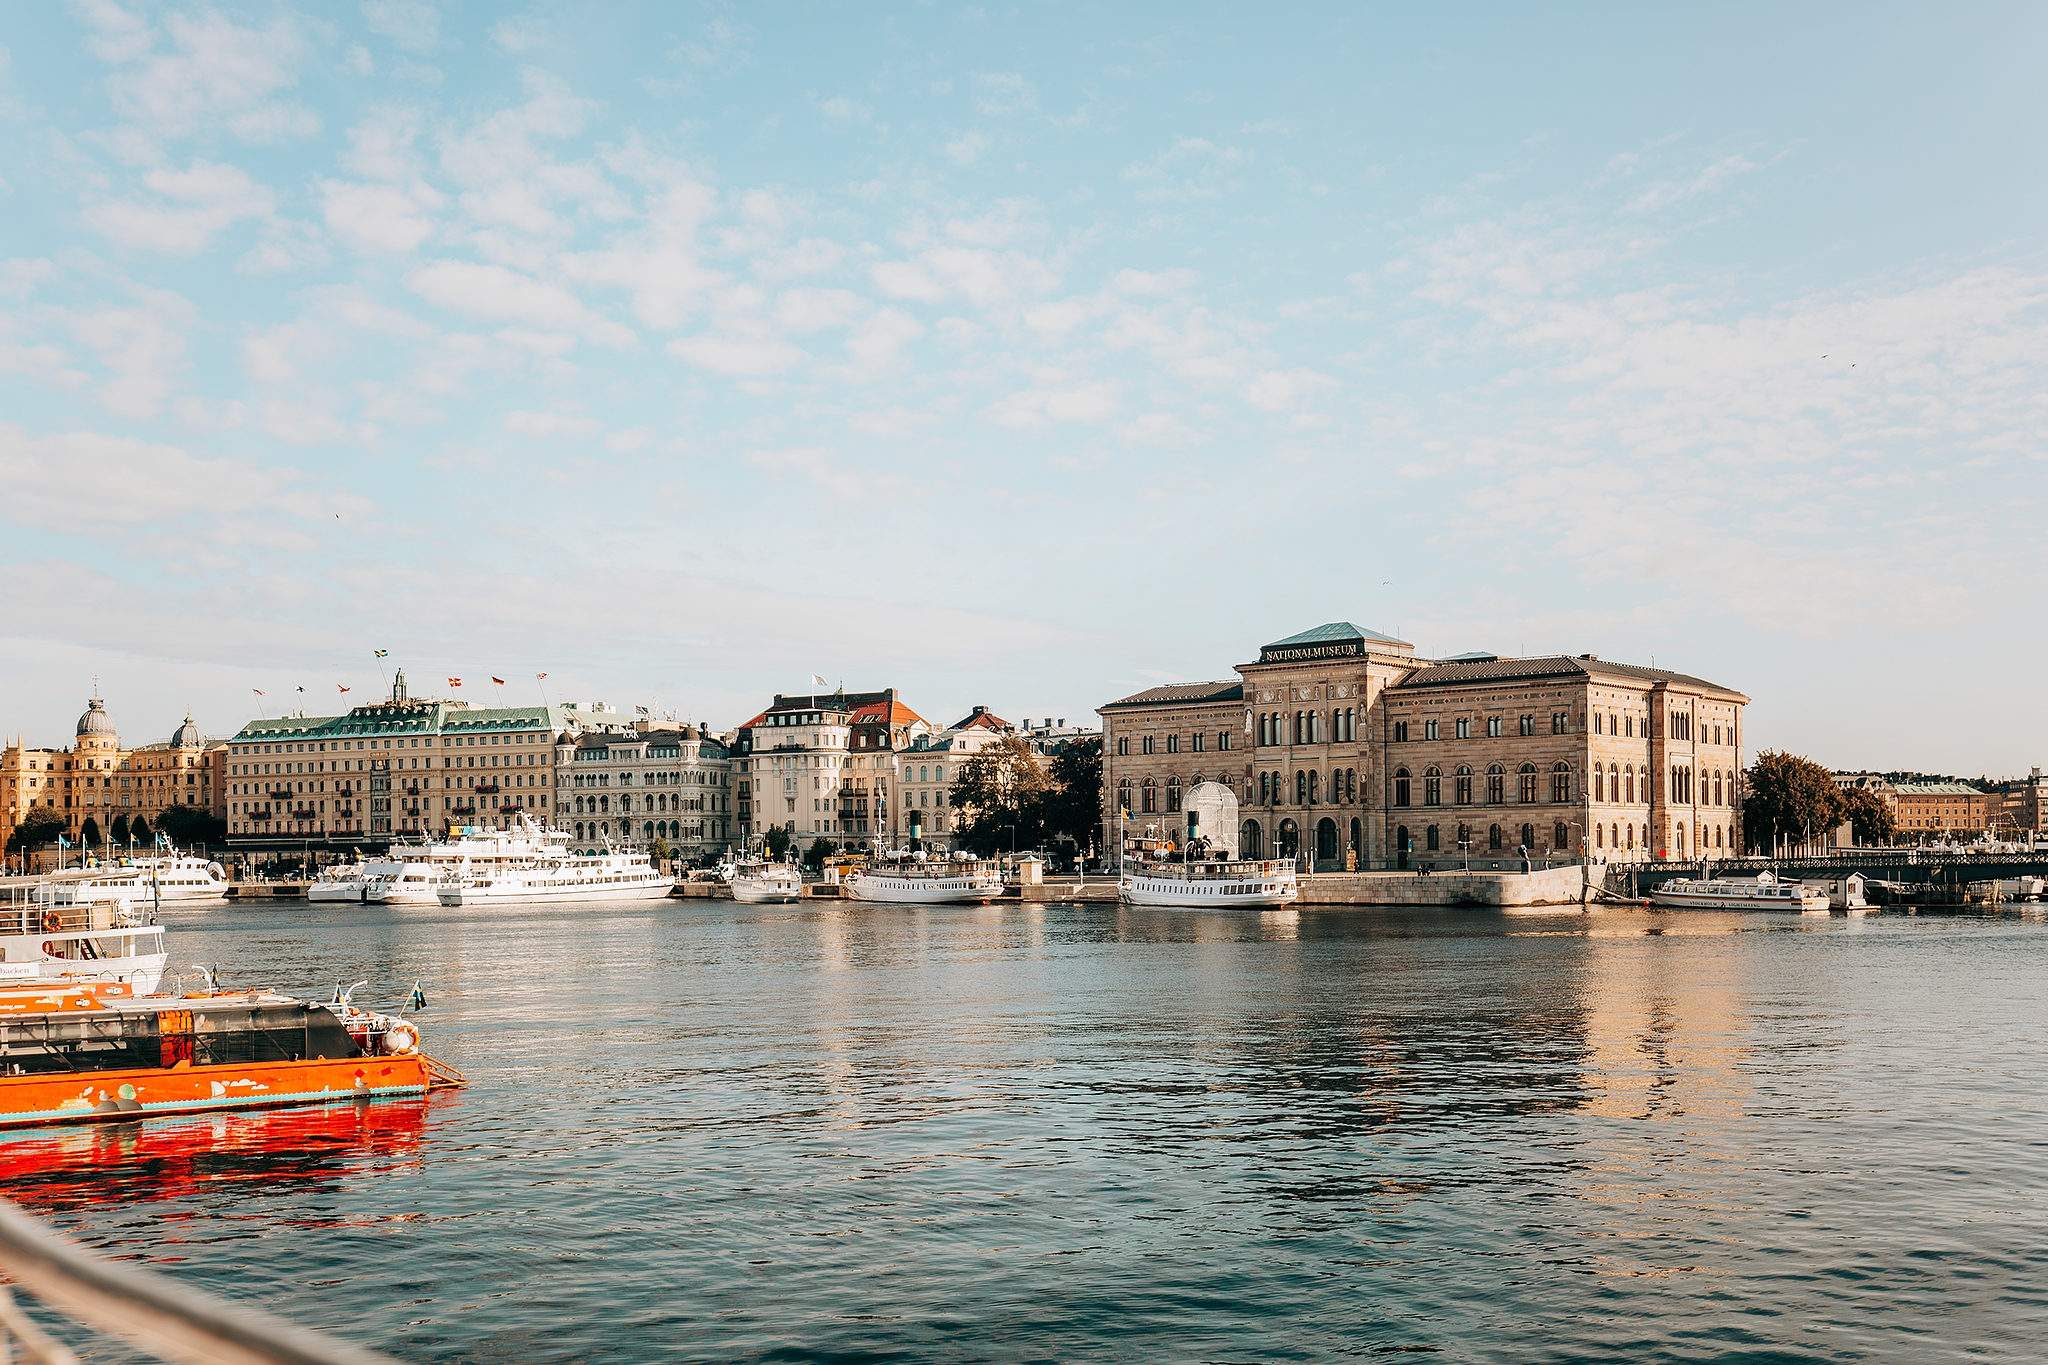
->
xmin=841 ymin=852 xmax=1004 ymax=904
xmin=0 ymin=883 xmax=168 ymax=993
xmin=7 ymin=852 xmax=229 ymax=907
xmin=0 ymin=979 xmax=462 ymax=1128
xmin=1119 ymin=856 xmax=1300 ymax=908
xmin=432 ymin=817 xmax=673 ymax=906
xmin=1648 ymin=873 xmax=1832 ymax=912
xmin=730 ymin=861 xmax=803 ymax=904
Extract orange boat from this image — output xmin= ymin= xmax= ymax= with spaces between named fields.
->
xmin=0 ymin=982 xmax=463 ymax=1129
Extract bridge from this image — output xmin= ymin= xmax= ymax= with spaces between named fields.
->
xmin=1603 ymin=852 xmax=2048 ymax=903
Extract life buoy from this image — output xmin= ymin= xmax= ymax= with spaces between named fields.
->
xmin=383 ymin=1022 xmax=420 ymax=1056
xmin=40 ymin=941 xmax=57 ymax=957
xmin=39 ymin=910 xmax=62 ymax=934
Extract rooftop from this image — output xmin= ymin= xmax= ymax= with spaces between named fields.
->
xmin=1100 ymin=680 xmax=1245 ymax=710
xmin=1389 ymin=654 xmax=1746 ymax=698
xmin=1264 ymin=621 xmax=1407 ymax=649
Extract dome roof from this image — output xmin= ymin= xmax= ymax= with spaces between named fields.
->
xmin=171 ymin=715 xmax=204 ymax=748
xmin=679 ymin=725 xmax=701 ymax=741
xmin=76 ymin=697 xmax=116 ymax=738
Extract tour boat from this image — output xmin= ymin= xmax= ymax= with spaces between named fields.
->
xmin=841 ymin=853 xmax=1004 ymax=905
xmin=1119 ymin=857 xmax=1301 ymax=908
xmin=14 ymin=852 xmax=229 ymax=907
xmin=0 ymin=980 xmax=463 ymax=1129
xmin=432 ymin=817 xmax=673 ymax=906
xmin=307 ymin=863 xmax=376 ymax=904
xmin=0 ymin=884 xmax=168 ymax=993
xmin=730 ymin=861 xmax=803 ymax=904
xmin=1648 ymin=873 xmax=1831 ymax=912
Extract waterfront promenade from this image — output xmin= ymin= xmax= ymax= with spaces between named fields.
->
xmin=3 ymin=895 xmax=2042 ymax=1362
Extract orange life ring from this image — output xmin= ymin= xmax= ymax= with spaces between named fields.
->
xmin=39 ymin=910 xmax=62 ymax=934
xmin=40 ymin=941 xmax=57 ymax=957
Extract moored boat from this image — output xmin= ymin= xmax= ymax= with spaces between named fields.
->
xmin=841 ymin=852 xmax=1004 ymax=904
xmin=1648 ymin=872 xmax=1831 ymax=912
xmin=0 ymin=884 xmax=167 ymax=993
xmin=307 ymin=862 xmax=375 ymax=903
xmin=730 ymin=860 xmax=803 ymax=903
xmin=0 ymin=980 xmax=462 ymax=1128
xmin=432 ymin=816 xmax=672 ymax=906
xmin=1119 ymin=857 xmax=1300 ymax=908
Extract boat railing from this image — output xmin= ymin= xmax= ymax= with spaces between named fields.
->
xmin=0 ymin=1195 xmax=402 ymax=1365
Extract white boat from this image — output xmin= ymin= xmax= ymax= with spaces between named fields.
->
xmin=0 ymin=882 xmax=169 ymax=993
xmin=308 ymin=863 xmax=376 ymax=904
xmin=841 ymin=853 xmax=1004 ymax=904
xmin=1648 ymin=872 xmax=1831 ymax=911
xmin=432 ymin=817 xmax=673 ymax=906
xmin=22 ymin=852 xmax=229 ymax=907
xmin=730 ymin=861 xmax=803 ymax=904
xmin=1119 ymin=856 xmax=1300 ymax=907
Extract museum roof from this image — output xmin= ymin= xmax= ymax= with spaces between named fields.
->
xmin=1263 ymin=621 xmax=1407 ymax=649
xmin=1099 ymin=680 xmax=1245 ymax=710
xmin=1389 ymin=655 xmax=1747 ymax=698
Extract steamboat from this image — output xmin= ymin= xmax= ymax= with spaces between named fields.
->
xmin=841 ymin=852 xmax=1004 ymax=904
xmin=1647 ymin=872 xmax=1832 ymax=912
xmin=432 ymin=816 xmax=672 ymax=906
xmin=1117 ymin=781 xmax=1300 ymax=908
xmin=728 ymin=860 xmax=804 ymax=904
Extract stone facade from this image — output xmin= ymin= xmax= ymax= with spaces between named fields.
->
xmin=1099 ymin=623 xmax=1750 ymax=869
xmin=4 ymin=696 xmax=226 ymax=864
xmin=1891 ymin=782 xmax=1990 ymax=834
xmin=556 ymin=726 xmax=732 ymax=859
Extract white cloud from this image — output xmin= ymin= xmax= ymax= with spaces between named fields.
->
xmin=490 ymin=17 xmax=549 ymax=54
xmin=974 ymin=72 xmax=1038 ymax=115
xmin=946 ymin=129 xmax=992 ymax=165
xmin=89 ymin=6 xmax=312 ymax=145
xmin=668 ymin=335 xmax=807 ymax=377
xmin=988 ymin=378 xmax=1120 ymax=430
xmin=320 ymin=178 xmax=444 ymax=253
xmin=1115 ymin=413 xmax=1205 ymax=447
xmin=1122 ymin=138 xmax=1250 ymax=202
xmin=404 ymin=260 xmax=632 ymax=345
xmin=362 ymin=1 xmax=441 ymax=53
xmin=1243 ymin=368 xmax=1339 ymax=412
xmin=84 ymin=159 xmax=277 ymax=253
xmin=505 ymin=410 xmax=601 ymax=438
xmin=605 ymin=425 xmax=653 ymax=452
xmin=818 ymin=96 xmax=868 ymax=122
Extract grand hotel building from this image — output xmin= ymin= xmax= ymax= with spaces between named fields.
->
xmin=1098 ymin=622 xmax=1749 ymax=867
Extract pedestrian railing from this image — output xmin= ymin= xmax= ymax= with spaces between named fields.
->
xmin=0 ymin=1196 xmax=401 ymax=1365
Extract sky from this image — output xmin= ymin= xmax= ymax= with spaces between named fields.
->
xmin=2 ymin=1 xmax=2045 ymax=776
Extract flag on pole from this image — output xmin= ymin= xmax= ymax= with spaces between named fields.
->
xmin=296 ymin=686 xmax=305 ymax=694
xmin=492 ymin=677 xmax=506 ymax=685
xmin=252 ymin=689 xmax=265 ymax=697
xmin=57 ymin=837 xmax=70 ymax=849
xmin=811 ymin=674 xmax=828 ymax=687
xmin=338 ymin=685 xmax=350 ymax=693
xmin=536 ymin=673 xmax=547 ymax=679
xmin=449 ymin=678 xmax=462 ymax=686
xmin=375 ymin=650 xmax=389 ymax=658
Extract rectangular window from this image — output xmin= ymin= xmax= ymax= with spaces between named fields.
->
xmin=1519 ymin=715 xmax=1535 ymax=736
xmin=1219 ymin=731 xmax=1233 ymax=751
xmin=1142 ymin=736 xmax=1154 ymax=755
xmin=1456 ymin=718 xmax=1470 ymax=739
xmin=1625 ymin=716 xmax=1633 ymax=738
xmin=1552 ymin=713 xmax=1568 ymax=734
xmin=1487 ymin=716 xmax=1502 ymax=738
xmin=1165 ymin=735 xmax=1179 ymax=754
xmin=1394 ymin=721 xmax=1409 ymax=743
xmin=1191 ymin=732 xmax=1205 ymax=753
xmin=1117 ymin=736 xmax=1129 ymax=756
xmin=1424 ymin=720 xmax=1440 ymax=741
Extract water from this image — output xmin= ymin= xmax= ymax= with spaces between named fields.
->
xmin=5 ymin=899 xmax=2045 ymax=1363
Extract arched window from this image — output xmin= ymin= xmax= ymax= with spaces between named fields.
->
xmin=1350 ymin=817 xmax=1361 ymax=855
xmin=1457 ymin=765 xmax=1474 ymax=805
xmin=1520 ymin=822 xmax=1535 ymax=851
xmin=1486 ymin=764 xmax=1504 ymax=804
xmin=1611 ymin=823 xmax=1619 ymax=849
xmin=1676 ymin=821 xmax=1686 ymax=854
xmin=1138 ymin=777 xmax=1155 ymax=813
xmin=1316 ymin=818 xmax=1337 ymax=861
xmin=1307 ymin=770 xmax=1320 ymax=804
xmin=1242 ymin=819 xmax=1262 ymax=857
xmin=1165 ymin=777 xmax=1182 ymax=812
xmin=1457 ymin=822 xmax=1472 ymax=851
xmin=575 ymin=821 xmax=585 ymax=838
xmin=1393 ymin=768 xmax=1411 ymax=808
xmin=1396 ymin=825 xmax=1410 ymax=862
xmin=1624 ymin=766 xmax=1635 ymax=804
xmin=1424 ymin=766 xmax=1442 ymax=806
xmin=1117 ymin=778 xmax=1132 ymax=814
xmin=1551 ymin=762 xmax=1571 ymax=803
xmin=1595 ymin=823 xmax=1604 ymax=849
xmin=1346 ymin=769 xmax=1357 ymax=803
xmin=1426 ymin=823 xmax=1440 ymax=851
xmin=1518 ymin=764 xmax=1537 ymax=803
xmin=1713 ymin=771 xmax=1723 ymax=806
xmin=1554 ymin=822 xmax=1568 ymax=850
xmin=1296 ymin=771 xmax=1308 ymax=804
xmin=1626 ymin=823 xmax=1635 ymax=848
xmin=1716 ymin=824 xmax=1725 ymax=847
xmin=1488 ymin=823 xmax=1503 ymax=851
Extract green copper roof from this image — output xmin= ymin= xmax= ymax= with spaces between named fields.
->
xmin=230 ymin=703 xmax=580 ymax=743
xmin=1263 ymin=621 xmax=1404 ymax=649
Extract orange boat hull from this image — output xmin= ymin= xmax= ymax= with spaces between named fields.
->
xmin=0 ymin=1054 xmax=447 ymax=1129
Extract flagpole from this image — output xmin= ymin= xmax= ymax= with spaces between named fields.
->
xmin=374 ymin=652 xmax=390 ymax=694
xmin=536 ymin=674 xmax=552 ymax=709
xmin=253 ymin=690 xmax=267 ymax=719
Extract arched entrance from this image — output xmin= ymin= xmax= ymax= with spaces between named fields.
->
xmin=1316 ymin=817 xmax=1338 ymax=865
xmin=1396 ymin=825 xmax=1410 ymax=870
xmin=1241 ymin=819 xmax=1262 ymax=858
xmin=1278 ymin=818 xmax=1299 ymax=859
xmin=1349 ymin=818 xmax=1362 ymax=865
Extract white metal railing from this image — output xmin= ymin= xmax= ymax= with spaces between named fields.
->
xmin=0 ymin=1197 xmax=401 ymax=1365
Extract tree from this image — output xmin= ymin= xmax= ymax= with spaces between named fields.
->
xmin=1041 ymin=735 xmax=1103 ymax=853
xmin=950 ymin=734 xmax=1053 ymax=851
xmin=129 ymin=815 xmax=152 ymax=845
xmin=79 ymin=817 xmax=102 ymax=847
xmin=1840 ymin=788 xmax=1898 ymax=846
xmin=156 ymin=804 xmax=227 ymax=848
xmin=8 ymin=809 xmax=67 ymax=854
xmin=1742 ymin=751 xmax=1845 ymax=853
xmin=764 ymin=824 xmax=794 ymax=860
xmin=805 ymin=837 xmax=836 ymax=871
xmin=111 ymin=814 xmax=129 ymax=844
xmin=650 ymin=836 xmax=674 ymax=864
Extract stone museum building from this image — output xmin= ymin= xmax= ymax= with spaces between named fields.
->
xmin=1098 ymin=622 xmax=1749 ymax=868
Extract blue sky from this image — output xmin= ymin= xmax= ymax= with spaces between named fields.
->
xmin=3 ymin=2 xmax=2045 ymax=775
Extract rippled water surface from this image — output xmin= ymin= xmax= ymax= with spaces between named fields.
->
xmin=6 ymin=899 xmax=2046 ymax=1363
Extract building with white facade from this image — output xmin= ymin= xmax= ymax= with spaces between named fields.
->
xmin=555 ymin=724 xmax=732 ymax=860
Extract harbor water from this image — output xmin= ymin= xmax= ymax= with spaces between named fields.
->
xmin=4 ymin=899 xmax=2044 ymax=1363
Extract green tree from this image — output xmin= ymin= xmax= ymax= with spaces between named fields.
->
xmin=1041 ymin=735 xmax=1103 ymax=853
xmin=7 ymin=809 xmax=67 ymax=854
xmin=950 ymin=734 xmax=1052 ymax=851
xmin=156 ymin=804 xmax=227 ymax=848
xmin=79 ymin=817 xmax=102 ymax=847
xmin=111 ymin=814 xmax=129 ymax=844
xmin=649 ymin=836 xmax=674 ymax=864
xmin=764 ymin=824 xmax=794 ymax=860
xmin=805 ymin=837 xmax=836 ymax=871
xmin=1742 ymin=751 xmax=1845 ymax=853
xmin=1840 ymin=788 xmax=1898 ymax=846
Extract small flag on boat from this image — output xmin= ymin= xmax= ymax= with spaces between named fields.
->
xmin=57 ymin=836 xmax=70 ymax=849
xmin=409 ymin=980 xmax=427 ymax=1012
xmin=375 ymin=650 xmax=389 ymax=658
